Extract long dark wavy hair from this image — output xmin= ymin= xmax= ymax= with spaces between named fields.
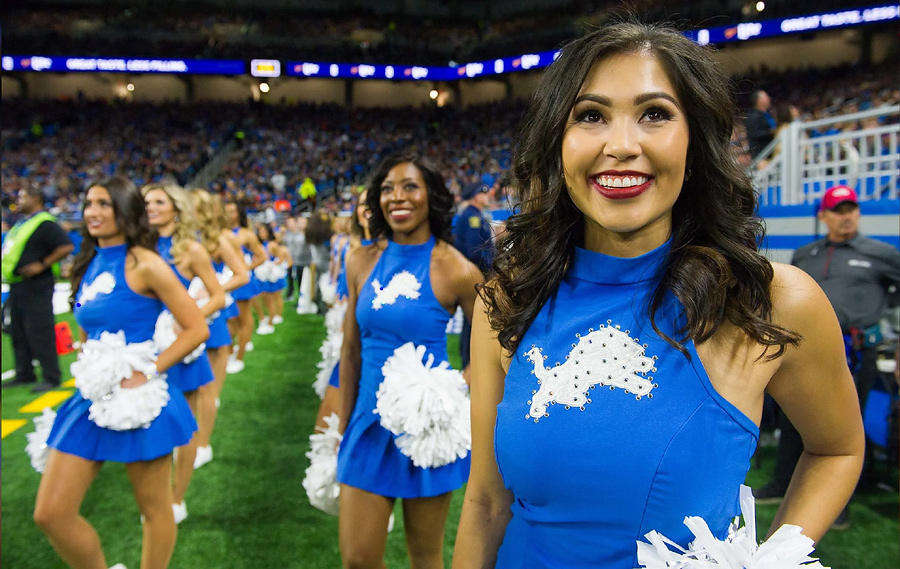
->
xmin=69 ymin=176 xmax=158 ymax=306
xmin=483 ymin=21 xmax=801 ymax=358
xmin=365 ymin=150 xmax=454 ymax=244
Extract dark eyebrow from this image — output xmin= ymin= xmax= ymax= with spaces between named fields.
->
xmin=573 ymin=92 xmax=682 ymax=110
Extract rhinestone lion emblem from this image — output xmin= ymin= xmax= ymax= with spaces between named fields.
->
xmin=524 ymin=323 xmax=658 ymax=421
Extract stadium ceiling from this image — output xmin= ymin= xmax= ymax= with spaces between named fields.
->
xmin=11 ymin=0 xmax=576 ymax=19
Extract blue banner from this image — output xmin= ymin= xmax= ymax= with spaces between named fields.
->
xmin=1 ymin=56 xmax=245 ymax=75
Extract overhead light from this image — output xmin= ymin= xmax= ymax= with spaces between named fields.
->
xmin=429 ymin=89 xmax=439 ymax=100
xmin=259 ymin=82 xmax=270 ymax=93
xmin=756 ymin=1 xmax=765 ymax=11
xmin=126 ymin=83 xmax=134 ymax=92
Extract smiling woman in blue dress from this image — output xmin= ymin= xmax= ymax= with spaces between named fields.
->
xmin=337 ymin=151 xmax=482 ymax=569
xmin=143 ymin=182 xmax=225 ymax=525
xmin=453 ymin=21 xmax=865 ymax=569
xmin=32 ymin=176 xmax=207 ymax=569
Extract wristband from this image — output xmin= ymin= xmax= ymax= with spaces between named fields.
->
xmin=143 ymin=363 xmax=160 ymax=380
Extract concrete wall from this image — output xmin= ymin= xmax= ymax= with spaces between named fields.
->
xmin=129 ymin=75 xmax=187 ymax=103
xmin=459 ymin=80 xmax=506 ymax=107
xmin=24 ymin=73 xmax=114 ymax=100
xmin=194 ymin=76 xmax=252 ymax=102
xmin=710 ymin=29 xmax=863 ymax=75
xmin=1 ymin=75 xmax=22 ymax=99
xmin=267 ymin=78 xmax=346 ymax=106
xmin=352 ymin=80 xmax=436 ymax=108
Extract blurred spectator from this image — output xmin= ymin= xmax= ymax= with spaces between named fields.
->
xmin=1 ymin=184 xmax=74 ymax=393
xmin=755 ymin=185 xmax=900 ymax=530
xmin=745 ymin=89 xmax=776 ymax=159
xmin=452 ymin=181 xmax=496 ymax=368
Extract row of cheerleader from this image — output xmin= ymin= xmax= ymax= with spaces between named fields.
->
xmin=25 ymin=176 xmax=300 ymax=569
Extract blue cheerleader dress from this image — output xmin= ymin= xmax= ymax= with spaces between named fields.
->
xmin=336 ymin=236 xmax=469 ymax=498
xmin=329 ymin=238 xmax=372 ymax=390
xmin=493 ymin=240 xmax=759 ymax=568
xmin=158 ymin=236 xmax=214 ymax=393
xmin=46 ymin=244 xmax=196 ymax=462
xmin=206 ymin=260 xmax=234 ymax=348
xmin=230 ymin=228 xmax=260 ymax=302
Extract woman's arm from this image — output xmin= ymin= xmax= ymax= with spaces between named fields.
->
xmin=217 ymin=231 xmax=250 ymax=292
xmin=453 ymin=296 xmax=513 ymax=568
xmin=279 ymin=244 xmax=293 ymax=268
xmin=187 ymin=242 xmax=226 ymax=319
xmin=337 ymin=248 xmax=366 ymax=434
xmin=765 ymin=264 xmax=865 ymax=541
xmin=243 ymin=229 xmax=267 ymax=271
xmin=135 ymin=249 xmax=209 ymax=374
xmin=453 ymin=256 xmax=484 ymax=384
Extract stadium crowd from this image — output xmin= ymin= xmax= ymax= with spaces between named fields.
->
xmin=2 ymin=60 xmax=897 ymax=230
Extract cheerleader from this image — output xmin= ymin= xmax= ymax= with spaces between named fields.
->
xmin=328 ymin=216 xmax=352 ymax=293
xmin=336 ymin=151 xmax=482 ymax=568
xmin=313 ymin=189 xmax=374 ymax=431
xmin=454 ymin=22 xmax=864 ymax=567
xmin=223 ymin=200 xmax=267 ymax=374
xmin=303 ymin=212 xmax=333 ymax=314
xmin=253 ymin=223 xmax=281 ymax=334
xmin=32 ymin=176 xmax=206 ymax=568
xmin=189 ymin=189 xmax=250 ymax=469
xmin=143 ymin=182 xmax=225 ymax=524
xmin=269 ymin=225 xmax=292 ymax=324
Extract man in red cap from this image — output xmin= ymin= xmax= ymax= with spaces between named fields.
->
xmin=755 ymin=184 xmax=900 ymax=530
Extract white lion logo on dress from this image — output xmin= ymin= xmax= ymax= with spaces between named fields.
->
xmin=524 ymin=323 xmax=658 ymax=421
xmin=371 ymin=271 xmax=421 ymax=310
xmin=78 ymin=272 xmax=116 ymax=304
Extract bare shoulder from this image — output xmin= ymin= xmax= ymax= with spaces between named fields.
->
xmin=435 ymin=240 xmax=479 ymax=277
xmin=346 ymin=241 xmax=383 ymax=275
xmin=185 ymin=240 xmax=209 ymax=259
xmin=127 ymin=245 xmax=164 ymax=271
xmin=769 ymin=262 xmax=829 ymax=328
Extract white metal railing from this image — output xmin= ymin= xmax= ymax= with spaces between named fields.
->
xmin=186 ymin=137 xmax=237 ymax=189
xmin=752 ymin=105 xmax=899 ymax=206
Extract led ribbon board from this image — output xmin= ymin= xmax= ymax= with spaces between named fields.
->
xmin=4 ymin=4 xmax=896 ymax=79
xmin=1 ymin=56 xmax=245 ymax=75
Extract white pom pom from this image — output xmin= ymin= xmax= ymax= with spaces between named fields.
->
xmin=153 ymin=311 xmax=206 ymax=364
xmin=72 ymin=332 xmax=157 ymax=400
xmin=25 ymin=408 xmax=57 ymax=473
xmin=70 ymin=333 xmax=172 ymax=431
xmin=319 ymin=274 xmax=337 ymax=305
xmin=323 ymin=303 xmax=347 ymax=336
xmin=215 ymin=269 xmax=236 ymax=308
xmin=313 ymin=328 xmax=343 ymax=399
xmin=375 ymin=343 xmax=470 ymax=468
xmin=302 ymin=413 xmax=343 ymax=516
xmin=88 ymin=378 xmax=171 ymax=431
xmin=635 ymin=485 xmax=829 ymax=569
xmin=254 ymin=260 xmax=278 ymax=283
xmin=187 ymin=278 xmax=220 ymax=322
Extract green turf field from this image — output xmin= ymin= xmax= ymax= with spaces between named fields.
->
xmin=2 ymin=309 xmax=898 ymax=568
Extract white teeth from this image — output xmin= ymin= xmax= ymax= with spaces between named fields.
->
xmin=391 ymin=209 xmax=411 ymax=216
xmin=595 ymin=175 xmax=648 ymax=189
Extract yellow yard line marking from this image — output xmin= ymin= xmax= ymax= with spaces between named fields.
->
xmin=2 ymin=419 xmax=27 ymax=439
xmin=19 ymin=391 xmax=73 ymax=414
xmin=62 ymin=379 xmax=76 ymax=388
